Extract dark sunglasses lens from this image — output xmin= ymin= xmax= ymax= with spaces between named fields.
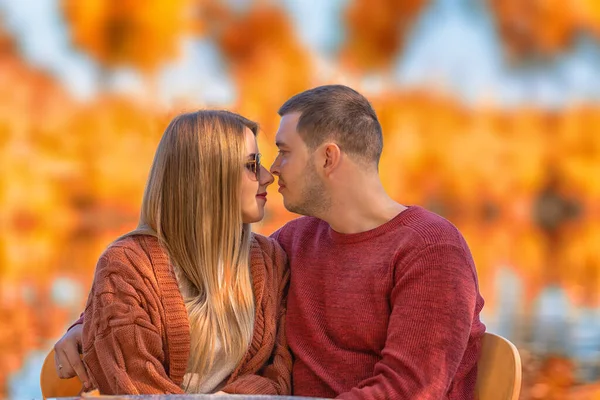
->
xmin=255 ymin=155 xmax=261 ymax=180
xmin=245 ymin=154 xmax=261 ymax=181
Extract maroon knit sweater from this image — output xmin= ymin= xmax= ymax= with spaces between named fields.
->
xmin=272 ymin=206 xmax=486 ymax=400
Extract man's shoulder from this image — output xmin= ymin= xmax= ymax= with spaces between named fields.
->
xmin=271 ymin=216 xmax=324 ymax=239
xmin=402 ymin=206 xmax=466 ymax=248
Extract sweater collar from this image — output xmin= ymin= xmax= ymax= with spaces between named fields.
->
xmin=327 ymin=206 xmax=420 ymax=244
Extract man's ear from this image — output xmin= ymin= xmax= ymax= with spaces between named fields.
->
xmin=321 ymin=143 xmax=342 ymax=176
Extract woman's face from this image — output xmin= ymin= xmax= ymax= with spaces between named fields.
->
xmin=241 ymin=128 xmax=274 ymax=223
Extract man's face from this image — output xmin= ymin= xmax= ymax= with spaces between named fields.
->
xmin=270 ymin=112 xmax=328 ymax=216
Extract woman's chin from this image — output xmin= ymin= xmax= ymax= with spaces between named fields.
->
xmin=242 ymin=209 xmax=265 ymax=224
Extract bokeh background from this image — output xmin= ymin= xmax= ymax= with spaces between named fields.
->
xmin=1 ymin=0 xmax=600 ymax=398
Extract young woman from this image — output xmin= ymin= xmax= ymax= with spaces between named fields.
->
xmin=52 ymin=110 xmax=291 ymax=395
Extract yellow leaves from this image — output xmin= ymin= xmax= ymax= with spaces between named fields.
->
xmin=61 ymin=0 xmax=193 ymax=72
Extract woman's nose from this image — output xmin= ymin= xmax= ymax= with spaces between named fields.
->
xmin=260 ymin=165 xmax=274 ymax=187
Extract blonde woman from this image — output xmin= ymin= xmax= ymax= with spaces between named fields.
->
xmin=53 ymin=110 xmax=291 ymax=395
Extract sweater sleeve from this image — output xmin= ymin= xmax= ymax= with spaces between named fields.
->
xmin=222 ymin=239 xmax=292 ymax=395
xmin=82 ymin=247 xmax=185 ymax=395
xmin=67 ymin=313 xmax=84 ymax=331
xmin=337 ymin=244 xmax=478 ymax=400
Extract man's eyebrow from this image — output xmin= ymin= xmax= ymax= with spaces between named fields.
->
xmin=275 ymin=141 xmax=287 ymax=148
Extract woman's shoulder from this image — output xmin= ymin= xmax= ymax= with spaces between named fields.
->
xmin=251 ymin=233 xmax=285 ymax=254
xmin=97 ymin=234 xmax=163 ymax=276
xmin=106 ymin=233 xmax=162 ymax=254
xmin=250 ymin=233 xmax=288 ymax=268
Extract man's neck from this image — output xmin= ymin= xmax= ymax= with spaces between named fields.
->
xmin=319 ymin=178 xmax=407 ymax=234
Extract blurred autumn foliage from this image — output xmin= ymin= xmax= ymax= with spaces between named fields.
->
xmin=341 ymin=0 xmax=429 ymax=71
xmin=61 ymin=0 xmax=194 ymax=72
xmin=1 ymin=1 xmax=600 ymax=398
xmin=489 ymin=0 xmax=600 ymax=61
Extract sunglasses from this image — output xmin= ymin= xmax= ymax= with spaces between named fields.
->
xmin=245 ymin=153 xmax=262 ymax=181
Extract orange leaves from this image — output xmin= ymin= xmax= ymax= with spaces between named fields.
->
xmin=207 ymin=4 xmax=312 ymax=136
xmin=578 ymin=0 xmax=600 ymax=35
xmin=61 ymin=0 xmax=193 ymax=72
xmin=489 ymin=0 xmax=571 ymax=59
xmin=341 ymin=0 xmax=429 ymax=72
xmin=523 ymin=355 xmax=576 ymax=400
xmin=489 ymin=0 xmax=600 ymax=61
xmin=0 ymin=23 xmax=16 ymax=57
xmin=3 ymin=3 xmax=600 ymax=397
xmin=216 ymin=5 xmax=302 ymax=72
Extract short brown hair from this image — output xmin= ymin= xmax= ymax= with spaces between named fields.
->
xmin=278 ymin=85 xmax=383 ymax=165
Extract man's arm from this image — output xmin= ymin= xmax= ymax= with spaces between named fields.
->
xmin=338 ymin=243 xmax=479 ymax=400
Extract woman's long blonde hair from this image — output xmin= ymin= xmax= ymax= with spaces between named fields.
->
xmin=133 ymin=110 xmax=256 ymax=388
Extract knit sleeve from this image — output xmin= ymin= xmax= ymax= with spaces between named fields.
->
xmin=222 ymin=238 xmax=292 ymax=395
xmin=337 ymin=244 xmax=478 ymax=400
xmin=66 ymin=313 xmax=83 ymax=331
xmin=82 ymin=246 xmax=185 ymax=395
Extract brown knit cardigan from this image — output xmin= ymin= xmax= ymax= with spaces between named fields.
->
xmin=81 ymin=233 xmax=291 ymax=395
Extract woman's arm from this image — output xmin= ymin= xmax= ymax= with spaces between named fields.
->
xmin=54 ymin=322 xmax=90 ymax=389
xmin=82 ymin=246 xmax=185 ymax=395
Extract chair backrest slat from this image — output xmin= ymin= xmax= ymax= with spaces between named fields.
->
xmin=475 ymin=332 xmax=522 ymax=400
xmin=40 ymin=349 xmax=83 ymax=399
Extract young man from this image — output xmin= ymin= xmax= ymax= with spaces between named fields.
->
xmin=268 ymin=85 xmax=485 ymax=399
xmin=54 ymin=85 xmax=485 ymax=399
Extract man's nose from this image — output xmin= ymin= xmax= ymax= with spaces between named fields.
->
xmin=270 ymin=160 xmax=280 ymax=176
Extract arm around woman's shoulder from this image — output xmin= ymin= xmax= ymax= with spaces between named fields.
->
xmin=82 ymin=239 xmax=185 ymax=395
